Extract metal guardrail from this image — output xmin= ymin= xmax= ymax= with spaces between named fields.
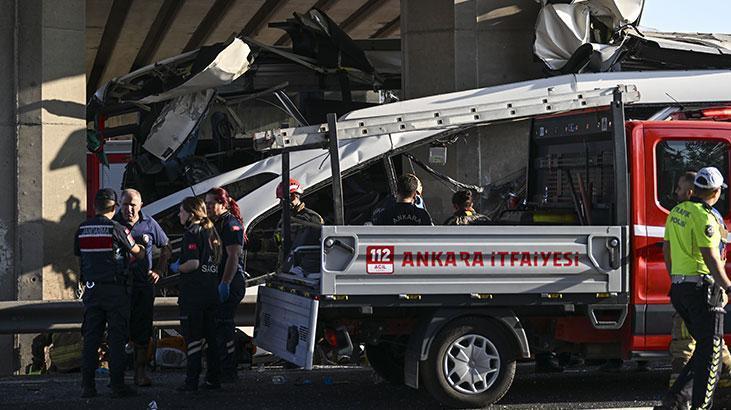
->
xmin=0 ymin=295 xmax=257 ymax=334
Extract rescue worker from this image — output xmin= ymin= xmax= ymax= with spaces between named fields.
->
xmin=372 ymin=173 xmax=433 ymax=226
xmin=275 ymin=178 xmax=324 ymax=273
xmin=113 ymin=188 xmax=172 ymax=387
xmin=668 ymin=172 xmax=731 ymax=388
xmin=658 ymin=167 xmax=731 ymax=410
xmin=174 ymin=196 xmax=222 ymax=391
xmin=443 ymin=190 xmax=490 ymax=225
xmin=74 ymin=188 xmax=146 ymax=398
xmin=205 ymin=187 xmax=246 ymax=382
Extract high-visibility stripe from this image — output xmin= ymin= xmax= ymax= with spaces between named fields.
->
xmin=633 ymin=224 xmax=665 ymax=238
xmin=188 ymin=346 xmax=202 ymax=356
xmin=188 ymin=339 xmax=204 ymax=349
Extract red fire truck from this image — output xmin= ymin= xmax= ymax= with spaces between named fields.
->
xmin=249 ymin=71 xmax=731 ymax=407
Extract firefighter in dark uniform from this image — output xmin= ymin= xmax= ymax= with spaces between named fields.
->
xmin=74 ymin=188 xmax=145 ymax=398
xmin=275 ymin=178 xmax=324 ymax=274
xmin=372 ymin=173 xmax=433 ymax=226
xmin=659 ymin=167 xmax=731 ymax=410
xmin=113 ymin=188 xmax=172 ymax=386
xmin=173 ymin=196 xmax=222 ymax=391
xmin=205 ymin=187 xmax=246 ymax=382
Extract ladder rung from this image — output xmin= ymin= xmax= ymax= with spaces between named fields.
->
xmin=253 ymin=85 xmax=639 ymax=151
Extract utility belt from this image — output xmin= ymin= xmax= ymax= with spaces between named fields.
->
xmin=671 ymin=275 xmax=708 ymax=284
xmin=673 ymin=275 xmax=726 ymax=312
xmin=84 ymin=272 xmax=130 ymax=289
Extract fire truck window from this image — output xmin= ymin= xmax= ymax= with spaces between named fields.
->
xmin=656 ymin=140 xmax=729 ymax=214
xmin=527 ymin=109 xmax=615 ymax=225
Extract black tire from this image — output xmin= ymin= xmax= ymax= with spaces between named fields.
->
xmin=420 ymin=316 xmax=517 ymax=408
xmin=365 ymin=340 xmax=406 ymax=385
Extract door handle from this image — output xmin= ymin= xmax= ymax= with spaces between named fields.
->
xmin=587 ymin=235 xmax=620 ymax=274
xmin=606 ymin=237 xmax=620 ymax=269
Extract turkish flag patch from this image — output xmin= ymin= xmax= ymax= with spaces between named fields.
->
xmin=188 ymin=243 xmax=197 ymax=250
xmin=231 ymin=226 xmax=241 ymax=231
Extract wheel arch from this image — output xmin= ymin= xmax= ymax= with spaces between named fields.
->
xmin=403 ymin=308 xmax=530 ymax=389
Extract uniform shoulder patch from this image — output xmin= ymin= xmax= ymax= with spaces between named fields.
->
xmin=706 ymin=224 xmax=715 ymax=238
xmin=231 ymin=225 xmax=241 ymax=231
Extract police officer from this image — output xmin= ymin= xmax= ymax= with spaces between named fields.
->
xmin=668 ymin=172 xmax=731 ymax=388
xmin=174 ymin=196 xmax=221 ymax=391
xmin=113 ymin=188 xmax=172 ymax=386
xmin=205 ymin=187 xmax=246 ymax=382
xmin=659 ymin=167 xmax=731 ymax=409
xmin=74 ymin=188 xmax=146 ymax=398
xmin=443 ymin=190 xmax=490 ymax=225
xmin=275 ymin=178 xmax=324 ymax=274
xmin=372 ymin=173 xmax=433 ymax=226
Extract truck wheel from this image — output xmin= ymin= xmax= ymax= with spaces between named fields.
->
xmin=365 ymin=341 xmax=405 ymax=385
xmin=420 ymin=317 xmax=516 ymax=408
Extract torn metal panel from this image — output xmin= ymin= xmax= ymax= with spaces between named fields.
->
xmin=535 ymin=2 xmax=593 ymax=70
xmin=618 ymin=31 xmax=731 ymax=71
xmin=142 ymin=89 xmax=215 ymax=161
xmin=94 ymin=38 xmax=250 ymax=105
xmin=138 ymin=39 xmax=251 ymax=104
xmin=534 ymin=0 xmax=731 ymax=73
xmin=535 ymin=0 xmax=644 ymax=70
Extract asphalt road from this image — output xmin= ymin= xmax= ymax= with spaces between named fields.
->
xmin=0 ymin=361 xmax=687 ymax=410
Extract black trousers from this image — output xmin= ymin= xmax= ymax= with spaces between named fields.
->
xmin=129 ymin=285 xmax=154 ymax=346
xmin=180 ymin=303 xmax=220 ymax=387
xmin=216 ymin=272 xmax=245 ymax=377
xmin=81 ymin=284 xmax=130 ymax=387
xmin=669 ymin=282 xmax=726 ymax=409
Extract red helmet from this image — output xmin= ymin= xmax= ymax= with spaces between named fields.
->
xmin=276 ymin=178 xmax=304 ymax=199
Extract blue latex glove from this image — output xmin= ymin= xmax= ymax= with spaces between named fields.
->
xmin=169 ymin=259 xmax=180 ymax=274
xmin=218 ymin=282 xmax=230 ymax=303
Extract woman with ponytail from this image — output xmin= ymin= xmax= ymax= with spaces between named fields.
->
xmin=175 ymin=196 xmax=221 ymax=391
xmin=204 ymin=187 xmax=247 ymax=381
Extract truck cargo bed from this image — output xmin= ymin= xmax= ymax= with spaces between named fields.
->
xmin=279 ymin=225 xmax=629 ymax=299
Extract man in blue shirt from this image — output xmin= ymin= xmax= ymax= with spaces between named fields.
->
xmin=114 ymin=188 xmax=172 ymax=387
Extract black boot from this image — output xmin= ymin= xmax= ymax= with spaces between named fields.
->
xmin=653 ymin=394 xmax=690 ymax=410
xmin=81 ymin=385 xmax=97 ymax=398
xmin=110 ymin=383 xmax=137 ymax=398
xmin=80 ymin=371 xmax=97 ymax=398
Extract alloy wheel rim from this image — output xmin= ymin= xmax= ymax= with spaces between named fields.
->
xmin=442 ymin=334 xmax=500 ymax=394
